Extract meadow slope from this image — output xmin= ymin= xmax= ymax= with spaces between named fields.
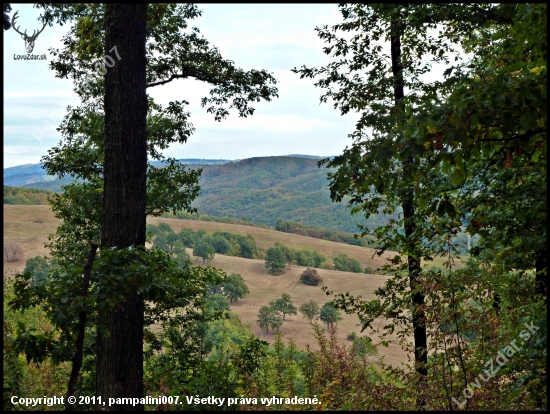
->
xmin=4 ymin=204 xmax=409 ymax=366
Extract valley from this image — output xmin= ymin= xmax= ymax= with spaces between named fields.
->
xmin=4 ymin=204 xmax=408 ymax=367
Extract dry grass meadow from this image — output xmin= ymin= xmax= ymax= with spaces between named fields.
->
xmin=4 ymin=204 xmax=432 ymax=367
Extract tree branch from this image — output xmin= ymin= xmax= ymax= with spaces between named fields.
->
xmin=146 ymin=66 xmax=222 ymax=89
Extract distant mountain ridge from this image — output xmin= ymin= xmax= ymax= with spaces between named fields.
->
xmin=3 ymin=155 xmax=388 ymax=233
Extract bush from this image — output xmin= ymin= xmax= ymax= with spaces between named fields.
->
xmin=299 ymin=268 xmax=323 ymax=286
xmin=347 ymin=331 xmax=357 ymax=341
xmin=351 ymin=336 xmax=377 ymax=358
xmin=3 ymin=242 xmax=23 ymax=262
xmin=364 ymin=266 xmax=374 ymax=274
xmin=333 ymin=253 xmax=362 ymax=273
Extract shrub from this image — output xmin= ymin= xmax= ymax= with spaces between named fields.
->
xmin=364 ymin=266 xmax=374 ymax=274
xmin=299 ymin=268 xmax=323 ymax=286
xmin=333 ymin=253 xmax=362 ymax=273
xmin=347 ymin=331 xmax=357 ymax=341
xmin=3 ymin=242 xmax=23 ymax=262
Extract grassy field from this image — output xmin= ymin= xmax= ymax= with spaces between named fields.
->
xmin=5 ymin=204 xmax=465 ymax=367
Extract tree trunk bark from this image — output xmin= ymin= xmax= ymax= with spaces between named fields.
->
xmin=96 ymin=4 xmax=147 ymax=411
xmin=535 ymin=249 xmax=547 ymax=297
xmin=390 ymin=15 xmax=428 ymax=386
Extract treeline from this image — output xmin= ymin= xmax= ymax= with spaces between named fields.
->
xmin=275 ymin=219 xmax=374 ymax=247
xmin=147 ymin=223 xmax=260 ymax=261
xmin=162 ymin=210 xmax=270 ymax=229
xmin=266 ymin=242 xmax=378 ymax=275
xmin=3 ymin=186 xmax=54 ymax=205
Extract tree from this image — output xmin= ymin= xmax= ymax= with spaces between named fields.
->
xmin=257 ymin=306 xmax=282 ymax=334
xmin=333 ymin=253 xmax=362 ymax=273
xmin=299 ymin=268 xmax=323 ymax=286
xmin=3 ymin=3 xmax=11 ymax=31
xmin=319 ymin=302 xmax=343 ymax=328
xmin=95 ymin=4 xmax=148 ymax=408
xmin=212 ymin=235 xmax=232 ymax=254
xmin=3 ymin=241 xmax=23 ymax=263
xmin=222 ymin=273 xmax=250 ymax=303
xmin=174 ymin=241 xmax=191 ymax=270
xmin=265 ymin=247 xmax=286 ymax=273
xmin=299 ymin=300 xmax=320 ymax=323
xmin=294 ymin=3 xmax=546 ymax=405
xmin=153 ymin=233 xmax=169 ymax=251
xmin=239 ymin=236 xmax=257 ymax=259
xmin=156 ymin=222 xmax=174 ymax=235
xmin=23 ymin=256 xmax=51 ymax=287
xmin=274 ymin=242 xmax=293 ymax=268
xmin=178 ymin=228 xmax=198 ymax=248
xmin=193 ymin=241 xmax=215 ymax=265
xmin=351 ymin=336 xmax=377 ymax=359
xmin=16 ymin=3 xmax=278 ymax=409
xmin=206 ymin=293 xmax=230 ymax=313
xmin=269 ymin=293 xmax=297 ymax=320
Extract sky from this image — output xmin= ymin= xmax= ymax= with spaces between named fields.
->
xmin=3 ymin=4 xmax=362 ymax=169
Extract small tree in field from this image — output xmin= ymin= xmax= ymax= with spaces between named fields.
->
xmin=299 ymin=300 xmax=320 ymax=323
xmin=319 ymin=302 xmax=343 ymax=328
xmin=193 ymin=241 xmax=215 ymax=264
xmin=223 ymin=273 xmax=250 ymax=303
xmin=269 ymin=293 xmax=297 ymax=320
xmin=265 ymin=247 xmax=286 ymax=274
xmin=299 ymin=268 xmax=323 ymax=286
xmin=4 ymin=242 xmax=23 ymax=263
xmin=257 ymin=306 xmax=282 ymax=333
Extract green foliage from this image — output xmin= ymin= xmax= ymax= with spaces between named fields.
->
xmin=319 ymin=302 xmax=343 ymax=327
xmin=169 ymin=210 xmax=271 ymax=229
xmin=211 ymin=235 xmax=231 ymax=254
xmin=351 ymin=336 xmax=377 ymax=359
xmin=222 ymin=273 xmax=250 ymax=304
xmin=23 ymin=256 xmax=51 ymax=287
xmin=299 ymin=300 xmax=320 ymax=324
xmin=276 ymin=219 xmax=372 ymax=246
xmin=3 ymin=280 xmax=71 ymax=411
xmin=193 ymin=241 xmax=215 ymax=264
xmin=299 ymin=267 xmax=324 ymax=286
xmin=191 ymin=156 xmax=392 ymax=233
xmin=257 ymin=306 xmax=282 ymax=333
xmin=333 ymin=253 xmax=363 ymax=273
xmin=3 ymin=185 xmax=54 ymax=205
xmin=178 ymin=227 xmax=199 ymax=248
xmin=205 ymin=293 xmax=230 ymax=313
xmin=265 ymin=246 xmax=286 ymax=274
xmin=269 ymin=293 xmax=297 ymax=321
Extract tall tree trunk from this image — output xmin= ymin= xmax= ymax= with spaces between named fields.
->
xmin=97 ymin=4 xmax=147 ymax=411
xmin=390 ymin=15 xmax=428 ymax=386
xmin=535 ymin=250 xmax=547 ymax=297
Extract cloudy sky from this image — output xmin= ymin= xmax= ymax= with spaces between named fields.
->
xmin=3 ymin=4 xmax=362 ymax=169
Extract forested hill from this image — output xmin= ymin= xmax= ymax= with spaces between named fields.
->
xmin=192 ymin=156 xmax=388 ymax=232
xmin=4 ymin=156 xmax=393 ymax=233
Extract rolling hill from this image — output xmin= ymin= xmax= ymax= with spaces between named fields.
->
xmin=3 ymin=204 xmax=407 ymax=367
xmin=4 ymin=156 xmax=393 ymax=233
